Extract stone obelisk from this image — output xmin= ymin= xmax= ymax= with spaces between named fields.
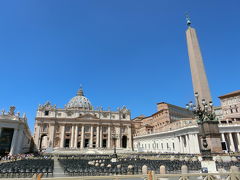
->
xmin=185 ymin=18 xmax=222 ymax=154
xmin=186 ymin=19 xmax=212 ymax=105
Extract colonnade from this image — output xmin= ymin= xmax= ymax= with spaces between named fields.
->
xmin=135 ymin=133 xmax=201 ymax=154
xmin=176 ymin=134 xmax=200 ymax=154
xmin=136 ymin=132 xmax=240 ymax=154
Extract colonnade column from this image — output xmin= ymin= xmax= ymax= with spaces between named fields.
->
xmin=181 ymin=136 xmax=185 ymax=153
xmin=178 ymin=137 xmax=181 ymax=153
xmin=80 ymin=125 xmax=85 ymax=149
xmin=221 ymin=133 xmax=228 ymax=151
xmin=237 ymin=133 xmax=240 ymax=151
xmin=16 ymin=127 xmax=24 ymax=154
xmin=70 ymin=125 xmax=75 ymax=148
xmin=96 ymin=126 xmax=100 ymax=148
xmin=60 ymin=125 xmax=65 ymax=148
xmin=10 ymin=128 xmax=19 ymax=155
xmin=229 ymin=133 xmax=235 ymax=152
xmin=99 ymin=126 xmax=103 ymax=148
xmin=107 ymin=126 xmax=111 ymax=148
xmin=179 ymin=136 xmax=182 ymax=153
xmin=188 ymin=134 xmax=194 ymax=153
xmin=190 ymin=134 xmax=198 ymax=154
xmin=221 ymin=133 xmax=225 ymax=142
xmin=185 ymin=135 xmax=190 ymax=153
xmin=74 ymin=125 xmax=78 ymax=148
xmin=176 ymin=137 xmax=179 ymax=153
xmin=194 ymin=134 xmax=200 ymax=154
xmin=90 ymin=126 xmax=93 ymax=148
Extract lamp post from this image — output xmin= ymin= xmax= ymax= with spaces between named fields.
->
xmin=186 ymin=92 xmax=217 ymax=160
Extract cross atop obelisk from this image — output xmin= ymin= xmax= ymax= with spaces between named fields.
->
xmin=185 ymin=16 xmax=212 ymax=106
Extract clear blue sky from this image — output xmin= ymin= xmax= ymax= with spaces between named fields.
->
xmin=0 ymin=0 xmax=239 ymax=132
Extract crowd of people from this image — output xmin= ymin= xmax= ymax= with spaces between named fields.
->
xmin=0 ymin=153 xmax=35 ymax=162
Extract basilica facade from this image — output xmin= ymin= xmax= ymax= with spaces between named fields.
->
xmin=33 ymin=88 xmax=132 ymax=151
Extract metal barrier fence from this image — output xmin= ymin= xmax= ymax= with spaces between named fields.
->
xmin=37 ymin=172 xmax=240 ymax=180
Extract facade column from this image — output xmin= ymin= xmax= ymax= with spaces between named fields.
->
xmin=229 ymin=133 xmax=235 ymax=152
xmin=10 ymin=128 xmax=19 ymax=155
xmin=107 ymin=126 xmax=111 ymax=148
xmin=99 ymin=126 xmax=103 ymax=148
xmin=34 ymin=125 xmax=40 ymax=148
xmin=90 ymin=125 xmax=93 ymax=148
xmin=60 ymin=125 xmax=65 ymax=148
xmin=70 ymin=125 xmax=75 ymax=148
xmin=96 ymin=126 xmax=100 ymax=148
xmin=237 ymin=133 xmax=240 ymax=151
xmin=127 ymin=126 xmax=132 ymax=149
xmin=37 ymin=125 xmax=41 ymax=148
xmin=116 ymin=126 xmax=121 ymax=148
xmin=80 ymin=125 xmax=85 ymax=149
xmin=0 ymin=127 xmax=2 ymax=137
xmin=74 ymin=125 xmax=78 ymax=148
xmin=49 ymin=124 xmax=55 ymax=148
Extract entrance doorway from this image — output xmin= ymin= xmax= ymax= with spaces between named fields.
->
xmin=84 ymin=139 xmax=89 ymax=148
xmin=39 ymin=134 xmax=48 ymax=151
xmin=122 ymin=135 xmax=127 ymax=148
xmin=65 ymin=139 xmax=70 ymax=148
xmin=102 ymin=139 xmax=107 ymax=148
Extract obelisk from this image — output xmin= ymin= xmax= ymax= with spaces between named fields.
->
xmin=185 ymin=17 xmax=222 ymax=154
xmin=186 ymin=18 xmax=212 ymax=105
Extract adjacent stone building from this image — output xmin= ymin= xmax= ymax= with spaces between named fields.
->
xmin=133 ymin=102 xmax=194 ymax=136
xmin=219 ymin=90 xmax=240 ymax=123
xmin=0 ymin=106 xmax=32 ymax=156
xmin=33 ymin=88 xmax=132 ymax=151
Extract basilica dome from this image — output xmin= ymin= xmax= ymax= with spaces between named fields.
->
xmin=66 ymin=88 xmax=93 ymax=110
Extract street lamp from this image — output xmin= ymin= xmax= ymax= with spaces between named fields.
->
xmin=186 ymin=92 xmax=218 ymax=160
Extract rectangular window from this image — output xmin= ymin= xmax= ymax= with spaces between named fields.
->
xmin=44 ymin=111 xmax=49 ymax=116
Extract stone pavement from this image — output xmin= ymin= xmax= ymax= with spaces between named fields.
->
xmin=53 ymin=158 xmax=66 ymax=177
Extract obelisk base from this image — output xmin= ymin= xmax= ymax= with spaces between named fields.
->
xmin=199 ymin=121 xmax=222 ymax=153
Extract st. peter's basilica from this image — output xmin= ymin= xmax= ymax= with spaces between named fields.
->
xmin=33 ymin=88 xmax=132 ymax=151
